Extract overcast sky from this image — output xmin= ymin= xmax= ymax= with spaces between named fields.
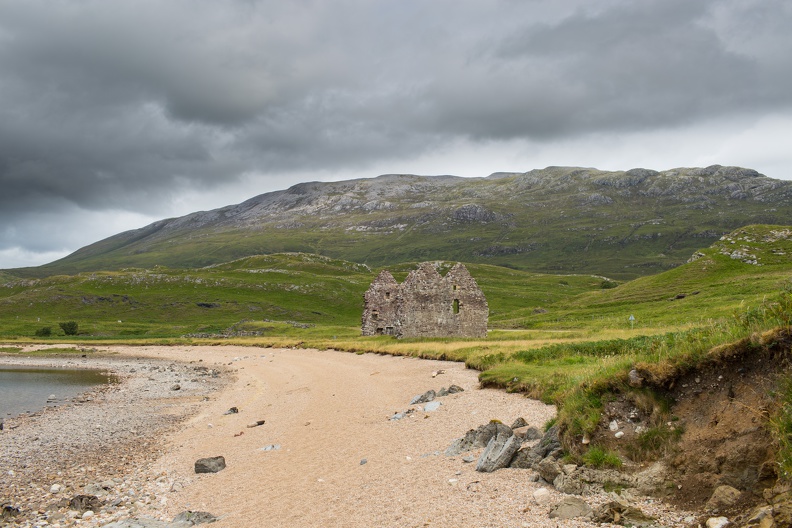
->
xmin=2 ymin=0 xmax=791 ymax=269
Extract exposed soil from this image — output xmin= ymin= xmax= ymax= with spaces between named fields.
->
xmin=590 ymin=327 xmax=792 ymax=520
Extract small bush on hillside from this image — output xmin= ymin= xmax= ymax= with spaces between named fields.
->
xmin=59 ymin=321 xmax=79 ymax=335
xmin=600 ymin=280 xmax=618 ymax=289
xmin=35 ymin=326 xmax=52 ymax=337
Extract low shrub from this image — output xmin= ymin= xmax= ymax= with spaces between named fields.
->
xmin=35 ymin=326 xmax=52 ymax=337
xmin=59 ymin=321 xmax=79 ymax=335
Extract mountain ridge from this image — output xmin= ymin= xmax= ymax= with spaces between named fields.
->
xmin=10 ymin=164 xmax=792 ymax=279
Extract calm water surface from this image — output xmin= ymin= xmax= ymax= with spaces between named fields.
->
xmin=0 ymin=366 xmax=113 ymax=418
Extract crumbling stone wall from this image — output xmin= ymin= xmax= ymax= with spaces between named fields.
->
xmin=361 ymin=270 xmax=400 ymax=336
xmin=361 ymin=262 xmax=488 ymax=338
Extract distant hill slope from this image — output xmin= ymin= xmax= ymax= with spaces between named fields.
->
xmin=11 ymin=165 xmax=792 ymax=279
xmin=498 ymin=224 xmax=792 ymax=329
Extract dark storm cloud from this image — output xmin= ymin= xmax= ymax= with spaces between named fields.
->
xmin=418 ymin=0 xmax=791 ymax=139
xmin=1 ymin=0 xmax=791 ymax=266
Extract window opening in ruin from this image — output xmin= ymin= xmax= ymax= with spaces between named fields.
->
xmin=453 ymin=284 xmax=458 ymax=291
xmin=375 ymin=327 xmax=384 ymax=335
xmin=453 ymin=299 xmax=460 ymax=314
xmin=385 ymin=292 xmax=391 ymax=299
xmin=372 ymin=310 xmax=379 ymax=320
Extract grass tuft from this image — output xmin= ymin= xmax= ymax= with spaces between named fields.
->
xmin=582 ymin=446 xmax=623 ymax=469
xmin=624 ymin=424 xmax=684 ymax=463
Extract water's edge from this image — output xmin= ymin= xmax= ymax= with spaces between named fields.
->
xmin=0 ymin=365 xmax=115 ymax=418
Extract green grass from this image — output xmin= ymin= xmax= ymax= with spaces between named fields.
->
xmin=582 ymin=446 xmax=623 ymax=469
xmin=0 ymin=253 xmax=606 ymax=339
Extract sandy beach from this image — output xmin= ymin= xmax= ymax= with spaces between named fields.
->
xmin=1 ymin=345 xmax=694 ymax=527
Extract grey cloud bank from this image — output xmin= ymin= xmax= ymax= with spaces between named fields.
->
xmin=2 ymin=0 xmax=791 ymax=269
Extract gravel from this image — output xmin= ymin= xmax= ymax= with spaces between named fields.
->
xmin=0 ymin=347 xmax=228 ymax=527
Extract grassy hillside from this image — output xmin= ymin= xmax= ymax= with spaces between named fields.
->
xmin=1 ymin=226 xmax=790 ymax=342
xmin=11 ymin=166 xmax=792 ymax=280
xmin=0 ymin=253 xmax=605 ymax=339
xmin=495 ymin=225 xmax=792 ymax=331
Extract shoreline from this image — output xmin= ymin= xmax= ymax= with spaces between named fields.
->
xmin=1 ymin=345 xmax=230 ymax=527
xmin=1 ymin=344 xmax=695 ymax=527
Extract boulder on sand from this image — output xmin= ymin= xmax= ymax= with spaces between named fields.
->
xmin=194 ymin=456 xmax=226 ymax=474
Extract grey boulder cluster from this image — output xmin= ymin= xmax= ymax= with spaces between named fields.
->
xmin=445 ymin=421 xmax=670 ymax=525
xmin=390 ymin=385 xmax=465 ymax=420
xmin=445 ymin=418 xmax=544 ymax=473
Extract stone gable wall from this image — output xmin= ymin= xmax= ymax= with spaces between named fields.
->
xmin=361 ymin=270 xmax=400 ymax=336
xmin=362 ymin=262 xmax=488 ymax=338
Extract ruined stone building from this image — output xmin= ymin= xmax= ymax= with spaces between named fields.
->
xmin=361 ymin=262 xmax=488 ymax=338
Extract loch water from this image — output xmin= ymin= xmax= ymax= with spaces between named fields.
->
xmin=0 ymin=366 xmax=113 ymax=418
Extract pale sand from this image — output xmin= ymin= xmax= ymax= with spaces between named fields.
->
xmin=3 ymin=345 xmax=693 ymax=527
xmin=130 ymin=345 xmax=561 ymax=527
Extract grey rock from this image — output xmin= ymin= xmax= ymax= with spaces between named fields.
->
xmin=593 ymin=500 xmax=655 ymax=527
xmin=462 ymin=455 xmax=476 ymax=463
xmin=83 ymin=483 xmax=107 ymax=496
xmin=100 ymin=519 xmax=171 ymax=528
xmin=536 ymin=458 xmax=562 ymax=483
xmin=445 ymin=422 xmax=499 ymax=456
xmin=69 ymin=494 xmax=102 ymax=513
xmin=509 ymin=446 xmax=542 ymax=469
xmin=706 ymin=485 xmax=741 ymax=512
xmin=410 ymin=390 xmax=436 ymax=405
xmin=510 ymin=417 xmax=528 ymax=429
xmin=390 ymin=412 xmax=405 ymax=421
xmin=437 ymin=387 xmax=449 ymax=397
xmin=360 ymin=458 xmax=367 ymax=465
xmin=554 ymin=472 xmax=586 ymax=495
xmin=705 ymin=518 xmax=731 ymax=528
xmin=476 ymin=423 xmax=520 ymax=472
xmin=509 ymin=424 xmax=561 ymax=469
xmin=632 ymin=462 xmax=668 ymax=495
xmin=628 ymin=369 xmax=644 ymax=388
xmin=424 ymin=401 xmax=442 ymax=412
xmin=172 ymin=510 xmax=218 ymax=525
xmin=534 ymin=425 xmax=561 ymax=458
xmin=1 ymin=504 xmax=20 ymax=521
xmin=194 ymin=456 xmax=226 ymax=473
xmin=742 ymin=505 xmax=773 ymax=527
xmin=513 ymin=425 xmax=542 ymax=441
xmin=223 ymin=407 xmax=239 ymax=415
xmin=447 ymin=385 xmax=464 ymax=394
xmin=258 ymin=444 xmax=281 ymax=452
xmin=171 ymin=384 xmax=181 ymax=391
xmin=548 ymin=496 xmax=592 ymax=520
